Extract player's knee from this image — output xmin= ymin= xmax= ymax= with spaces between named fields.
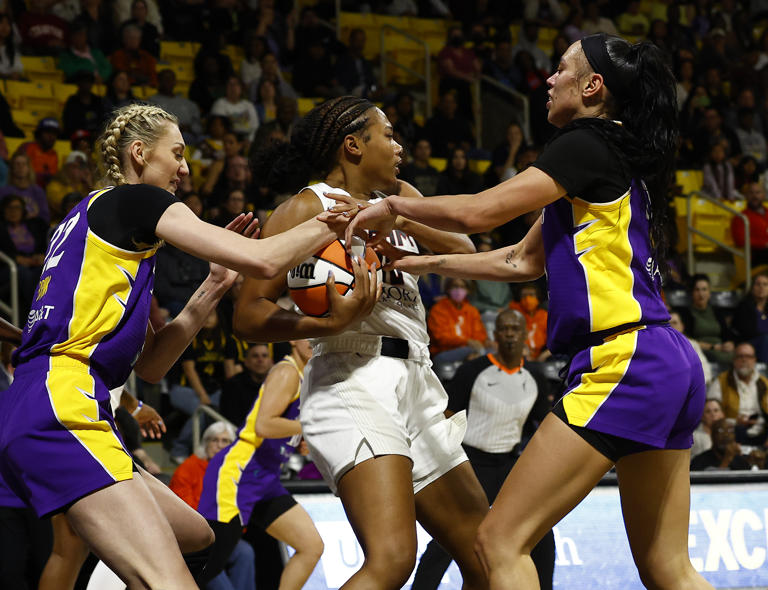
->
xmin=191 ymin=522 xmax=215 ymax=551
xmin=301 ymin=534 xmax=324 ymax=563
xmin=634 ymin=553 xmax=691 ymax=590
xmin=365 ymin=538 xmax=416 ymax=587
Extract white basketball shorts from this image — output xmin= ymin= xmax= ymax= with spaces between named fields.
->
xmin=300 ymin=336 xmax=468 ymax=494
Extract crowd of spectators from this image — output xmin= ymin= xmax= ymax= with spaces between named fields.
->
xmin=4 ymin=0 xmax=768 ymax=585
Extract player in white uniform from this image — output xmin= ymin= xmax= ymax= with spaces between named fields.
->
xmin=237 ymin=96 xmax=489 ymax=589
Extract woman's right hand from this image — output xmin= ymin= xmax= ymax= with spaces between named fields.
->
xmin=326 ymin=256 xmax=381 ymax=333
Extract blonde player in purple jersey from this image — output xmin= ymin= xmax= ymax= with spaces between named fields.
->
xmin=0 ymin=103 xmax=378 ymax=589
xmin=345 ymin=35 xmax=714 ymax=590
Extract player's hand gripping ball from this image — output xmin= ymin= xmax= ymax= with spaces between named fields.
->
xmin=287 ymin=236 xmax=381 ymax=317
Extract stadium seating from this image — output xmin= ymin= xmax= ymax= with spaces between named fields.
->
xmin=20 ymin=56 xmax=63 ymax=83
xmin=5 ymin=80 xmax=57 ymax=113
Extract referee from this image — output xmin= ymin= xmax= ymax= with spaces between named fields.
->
xmin=412 ymin=309 xmax=556 ymax=589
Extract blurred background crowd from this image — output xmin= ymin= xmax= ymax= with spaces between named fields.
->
xmin=2 ymin=0 xmax=768 ymax=587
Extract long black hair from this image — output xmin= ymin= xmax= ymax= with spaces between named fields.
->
xmin=252 ymin=96 xmax=375 ymax=195
xmin=553 ymin=37 xmax=678 ymax=278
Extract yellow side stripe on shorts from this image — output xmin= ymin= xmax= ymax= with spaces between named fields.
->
xmin=563 ymin=329 xmax=639 ymax=427
xmin=46 ymin=365 xmax=132 ymax=481
xmin=215 ymin=440 xmax=256 ymax=524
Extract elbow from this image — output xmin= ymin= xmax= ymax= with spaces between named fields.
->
xmin=254 ymin=260 xmax=281 ymax=281
xmin=254 ymin=423 xmax=269 ymax=439
xmin=134 ymin=367 xmax=163 ymax=385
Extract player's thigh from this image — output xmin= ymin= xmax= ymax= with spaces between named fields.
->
xmin=415 ymin=461 xmax=488 ymax=559
xmin=337 ymin=454 xmax=417 ymax=562
xmin=615 ymin=449 xmax=695 ymax=573
xmin=66 ymin=476 xmax=192 ymax=583
xmin=138 ymin=465 xmax=214 ymax=552
xmin=477 ymin=414 xmax=612 ymax=555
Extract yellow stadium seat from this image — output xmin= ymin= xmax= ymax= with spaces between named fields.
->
xmin=54 ymin=139 xmax=72 ymax=162
xmin=132 ymin=86 xmax=151 ymax=100
xmin=21 ymin=56 xmax=63 ymax=82
xmin=5 ymin=80 xmax=55 ymax=111
xmin=675 ymin=169 xmax=703 ymax=195
xmin=52 ymin=82 xmax=78 ymax=107
xmin=469 ymin=159 xmax=491 ymax=174
xmin=338 ymin=11 xmax=377 ymax=29
xmin=408 ymin=17 xmax=448 ymax=35
xmin=429 ymin=157 xmax=446 ymax=171
xmin=165 ymin=62 xmax=194 ymax=83
xmin=5 ymin=136 xmax=27 ymax=156
xmin=297 ymin=97 xmax=320 ymax=116
xmin=11 ymin=109 xmax=43 ymax=137
xmin=160 ymin=41 xmax=196 ymax=60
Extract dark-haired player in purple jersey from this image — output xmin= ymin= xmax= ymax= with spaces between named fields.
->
xmin=345 ymin=34 xmax=714 ymax=590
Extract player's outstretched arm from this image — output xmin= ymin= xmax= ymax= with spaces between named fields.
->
xmin=391 ymin=220 xmax=545 ymax=282
xmin=0 ymin=317 xmax=21 ymax=345
xmin=391 ymin=181 xmax=475 ymax=255
xmin=234 ymin=193 xmax=380 ymax=344
xmin=155 ymin=201 xmax=348 ymax=280
xmin=346 ymin=167 xmax=566 ymax=244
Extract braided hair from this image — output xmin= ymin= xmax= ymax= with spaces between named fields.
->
xmin=252 ymin=96 xmax=375 ymax=195
xmin=96 ymin=104 xmax=178 ymax=186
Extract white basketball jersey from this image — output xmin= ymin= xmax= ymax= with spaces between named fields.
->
xmin=305 ymin=183 xmax=429 ymax=346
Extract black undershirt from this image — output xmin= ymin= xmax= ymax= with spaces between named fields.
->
xmin=87 ymin=184 xmax=179 ymax=251
xmin=532 ymin=127 xmax=632 ymax=203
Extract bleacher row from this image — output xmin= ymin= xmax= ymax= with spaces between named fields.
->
xmin=673 ymin=169 xmax=759 ymax=287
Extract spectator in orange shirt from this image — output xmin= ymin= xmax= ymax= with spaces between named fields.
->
xmin=19 ymin=117 xmax=60 ymax=187
xmin=428 ymin=277 xmax=489 ymax=364
xmin=169 ymin=421 xmax=255 ymax=590
xmin=509 ymin=283 xmax=550 ymax=361
xmin=110 ymin=23 xmax=157 ymax=87
xmin=170 ymin=421 xmax=235 ymax=508
xmin=732 ymin=181 xmax=768 ymax=266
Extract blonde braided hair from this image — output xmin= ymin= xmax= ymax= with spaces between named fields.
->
xmin=97 ymin=104 xmax=179 ymax=186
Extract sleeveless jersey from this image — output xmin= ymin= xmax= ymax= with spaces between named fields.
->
xmin=198 ymin=355 xmax=302 ymax=523
xmin=540 ymin=179 xmax=669 ymax=354
xmin=233 ymin=355 xmax=302 ymax=470
xmin=12 ymin=187 xmax=160 ymax=388
xmin=306 ymin=182 xmax=429 ymax=345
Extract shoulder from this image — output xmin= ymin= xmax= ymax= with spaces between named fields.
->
xmin=260 ymin=188 xmax=323 ymax=238
xmin=543 ymin=126 xmax=608 ymax=154
xmin=394 ymin=179 xmax=424 ymax=199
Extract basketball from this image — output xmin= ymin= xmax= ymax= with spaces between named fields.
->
xmin=287 ymin=237 xmax=381 ymax=317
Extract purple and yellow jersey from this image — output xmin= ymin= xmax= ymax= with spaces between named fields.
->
xmin=541 ymin=179 xmax=669 ymax=354
xmin=198 ymin=355 xmax=302 ymax=524
xmin=12 ymin=187 xmax=159 ymax=388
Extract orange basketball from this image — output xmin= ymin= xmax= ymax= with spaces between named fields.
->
xmin=287 ymin=238 xmax=381 ymax=317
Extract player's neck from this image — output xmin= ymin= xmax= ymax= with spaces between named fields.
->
xmin=325 ymin=170 xmax=376 ymax=201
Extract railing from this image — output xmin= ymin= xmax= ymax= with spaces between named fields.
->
xmin=474 ymin=76 xmax=531 ymax=150
xmin=379 ymin=24 xmax=432 ymax=118
xmin=190 ymin=403 xmax=235 ymax=450
xmin=685 ymin=191 xmax=751 ymax=290
xmin=0 ymin=251 xmax=19 ymax=327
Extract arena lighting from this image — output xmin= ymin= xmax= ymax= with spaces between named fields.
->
xmin=283 ymin=473 xmax=768 ymax=589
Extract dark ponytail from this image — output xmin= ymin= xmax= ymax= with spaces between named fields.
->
xmin=555 ymin=37 xmax=678 ymax=278
xmin=251 ymin=96 xmax=375 ymax=195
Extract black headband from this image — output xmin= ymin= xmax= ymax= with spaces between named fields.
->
xmin=581 ymin=33 xmax=629 ymax=99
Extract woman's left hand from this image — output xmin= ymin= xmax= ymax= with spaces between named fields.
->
xmin=134 ymin=402 xmax=166 ymax=439
xmin=341 ymin=197 xmax=397 ymax=252
xmin=208 ymin=212 xmax=260 ymax=286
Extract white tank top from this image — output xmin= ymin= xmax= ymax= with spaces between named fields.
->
xmin=305 ymin=182 xmax=429 ymax=346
